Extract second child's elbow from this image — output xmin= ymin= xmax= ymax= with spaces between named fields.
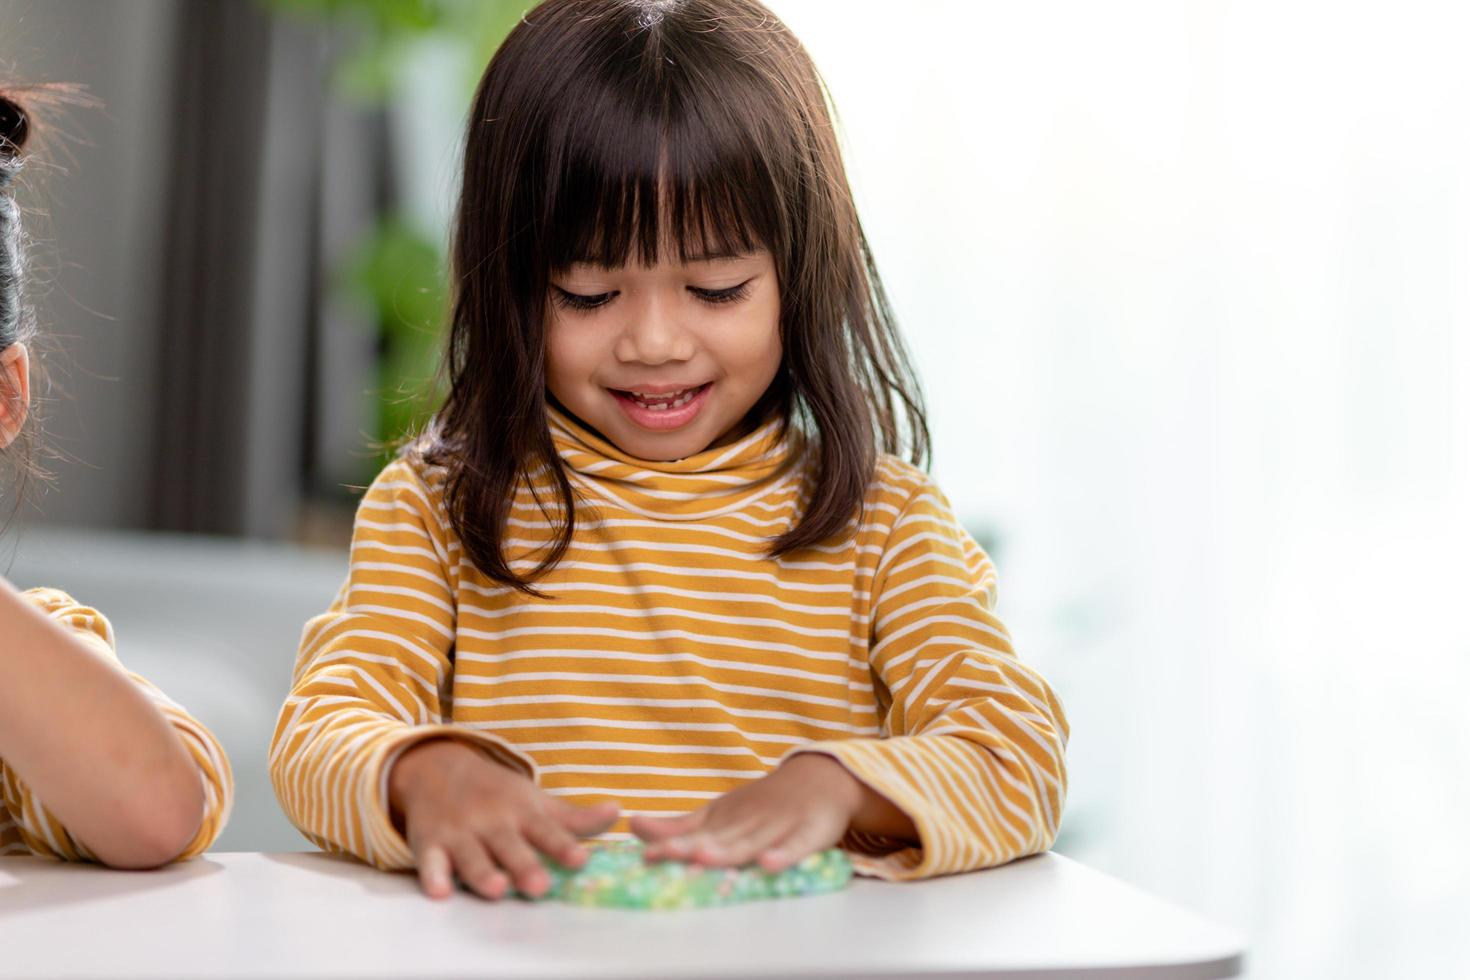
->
xmin=96 ymin=769 xmax=207 ymax=869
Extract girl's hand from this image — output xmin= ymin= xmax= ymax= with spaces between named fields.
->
xmin=388 ymin=737 xmax=620 ymax=901
xmin=630 ymin=753 xmax=871 ymax=873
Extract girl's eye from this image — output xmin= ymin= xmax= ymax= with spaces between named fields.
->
xmin=552 ymin=286 xmax=616 ymax=311
xmin=689 ymin=280 xmax=753 ymax=305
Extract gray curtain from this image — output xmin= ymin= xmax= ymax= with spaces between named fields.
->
xmin=1 ymin=0 xmax=398 ymax=540
xmin=149 ymin=0 xmax=277 ymax=534
xmin=149 ymin=0 xmax=388 ymax=538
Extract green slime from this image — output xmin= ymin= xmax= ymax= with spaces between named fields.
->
xmin=515 ymin=840 xmax=853 ymax=910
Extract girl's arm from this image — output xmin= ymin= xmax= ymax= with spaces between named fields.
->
xmin=783 ymin=473 xmax=1070 ymax=881
xmin=0 ymin=580 xmax=231 ymax=867
xmin=269 ymin=457 xmax=540 ymax=870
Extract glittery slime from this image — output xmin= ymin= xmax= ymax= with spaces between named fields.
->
xmin=511 ymin=840 xmax=853 ymax=910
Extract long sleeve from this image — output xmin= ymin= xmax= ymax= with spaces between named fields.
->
xmin=268 ymin=458 xmax=539 ymax=870
xmin=0 ymin=589 xmax=233 ymax=861
xmin=784 ymin=475 xmax=1069 ymax=881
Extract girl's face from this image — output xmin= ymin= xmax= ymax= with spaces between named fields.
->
xmin=544 ymin=247 xmax=782 ymax=461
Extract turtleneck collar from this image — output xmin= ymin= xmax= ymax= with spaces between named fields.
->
xmin=546 ymin=401 xmax=807 ymax=521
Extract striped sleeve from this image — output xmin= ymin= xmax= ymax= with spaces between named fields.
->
xmin=784 ymin=474 xmax=1070 ymax=880
xmin=0 ymin=588 xmax=234 ymax=861
xmin=268 ymin=457 xmax=538 ymax=870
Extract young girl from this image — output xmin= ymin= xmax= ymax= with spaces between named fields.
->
xmin=271 ymin=0 xmax=1068 ymax=900
xmin=0 ymin=90 xmax=233 ymax=866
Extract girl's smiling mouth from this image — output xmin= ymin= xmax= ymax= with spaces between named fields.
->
xmin=608 ymin=382 xmax=713 ymax=431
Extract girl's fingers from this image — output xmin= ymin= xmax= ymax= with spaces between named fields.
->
xmin=632 ymin=810 xmax=706 ymax=860
xmin=699 ymin=814 xmax=792 ymax=868
xmin=554 ymin=798 xmax=621 ymax=837
xmin=630 ymin=809 xmax=703 ymax=842
xmin=415 ymin=843 xmax=455 ymax=899
xmin=642 ymin=835 xmax=692 ymax=862
xmin=485 ymin=828 xmax=551 ymax=899
xmin=448 ymin=837 xmax=508 ymax=900
xmin=756 ymin=818 xmax=839 ymax=874
xmin=524 ymin=818 xmax=588 ymax=869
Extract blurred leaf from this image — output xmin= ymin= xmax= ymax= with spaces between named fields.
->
xmin=464 ymin=2 xmax=532 ymax=93
xmin=264 ymin=0 xmax=447 ymax=32
xmin=263 ymin=0 xmax=461 ymax=104
xmin=343 ymin=217 xmax=444 ymax=331
xmin=264 ymin=0 xmax=525 ymax=101
xmin=334 ymin=41 xmax=400 ymax=102
xmin=339 ymin=217 xmax=448 ymax=462
xmin=258 ymin=0 xmax=528 ymax=475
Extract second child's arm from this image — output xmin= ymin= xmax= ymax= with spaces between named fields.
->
xmin=0 ymin=578 xmax=206 ymax=868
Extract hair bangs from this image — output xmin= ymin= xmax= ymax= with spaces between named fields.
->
xmin=543 ymin=39 xmax=783 ymax=271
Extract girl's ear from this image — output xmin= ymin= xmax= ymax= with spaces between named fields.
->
xmin=0 ymin=342 xmax=31 ymax=448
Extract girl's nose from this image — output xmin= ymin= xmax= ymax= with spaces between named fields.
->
xmin=617 ymin=291 xmax=695 ymax=364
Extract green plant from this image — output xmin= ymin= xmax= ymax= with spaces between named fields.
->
xmin=339 ymin=216 xmax=446 ymax=463
xmin=261 ymin=0 xmax=528 ymax=477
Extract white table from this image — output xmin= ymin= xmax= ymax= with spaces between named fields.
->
xmin=0 ymin=851 xmax=1244 ymax=979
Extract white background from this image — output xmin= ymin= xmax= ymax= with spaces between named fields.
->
xmin=766 ymin=1 xmax=1470 ymax=977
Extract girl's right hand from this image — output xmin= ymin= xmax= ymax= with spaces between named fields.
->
xmin=387 ymin=737 xmax=619 ymax=901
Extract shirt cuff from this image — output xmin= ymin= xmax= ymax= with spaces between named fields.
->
xmin=779 ymin=739 xmax=935 ymax=881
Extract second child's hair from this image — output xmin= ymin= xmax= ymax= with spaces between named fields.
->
xmin=0 ymin=93 xmax=29 ymax=349
xmin=1 ymin=81 xmax=89 ymax=511
xmin=0 ymin=89 xmax=42 ymax=503
xmin=417 ymin=0 xmax=930 ymax=599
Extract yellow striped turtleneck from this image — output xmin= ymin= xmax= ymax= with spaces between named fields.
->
xmin=270 ymin=403 xmax=1068 ymax=879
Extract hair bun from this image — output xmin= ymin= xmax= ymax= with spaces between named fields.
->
xmin=0 ymin=95 xmax=29 ymax=158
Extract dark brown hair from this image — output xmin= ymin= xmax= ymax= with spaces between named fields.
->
xmin=415 ymin=0 xmax=930 ymax=599
xmin=0 ymin=81 xmax=91 ymax=520
xmin=0 ymin=88 xmax=43 ymax=508
xmin=1 ymin=92 xmax=32 ymax=349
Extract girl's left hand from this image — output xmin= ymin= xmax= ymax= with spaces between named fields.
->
xmin=629 ymin=753 xmax=862 ymax=873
